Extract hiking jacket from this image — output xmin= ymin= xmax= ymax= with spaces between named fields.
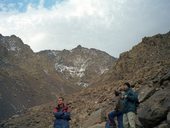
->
xmin=123 ymin=88 xmax=137 ymax=113
xmin=53 ymin=104 xmax=70 ymax=128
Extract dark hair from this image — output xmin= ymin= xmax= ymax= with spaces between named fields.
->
xmin=124 ymin=82 xmax=131 ymax=88
xmin=58 ymin=97 xmax=64 ymax=101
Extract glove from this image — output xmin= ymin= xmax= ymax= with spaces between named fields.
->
xmin=123 ymin=95 xmax=127 ymax=99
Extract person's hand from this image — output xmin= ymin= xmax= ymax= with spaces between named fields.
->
xmin=124 ymin=95 xmax=127 ymax=98
xmin=121 ymin=95 xmax=127 ymax=99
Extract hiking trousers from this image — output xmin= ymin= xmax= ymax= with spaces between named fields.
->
xmin=123 ymin=112 xmax=136 ymax=128
xmin=108 ymin=111 xmax=123 ymax=128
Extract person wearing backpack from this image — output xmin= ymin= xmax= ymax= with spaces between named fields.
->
xmin=105 ymin=90 xmax=124 ymax=128
xmin=122 ymin=82 xmax=139 ymax=128
xmin=53 ymin=97 xmax=71 ymax=128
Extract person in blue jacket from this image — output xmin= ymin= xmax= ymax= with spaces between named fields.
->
xmin=122 ymin=82 xmax=139 ymax=128
xmin=53 ymin=97 xmax=71 ymax=128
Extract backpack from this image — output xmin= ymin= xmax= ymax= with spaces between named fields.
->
xmin=115 ymin=98 xmax=124 ymax=112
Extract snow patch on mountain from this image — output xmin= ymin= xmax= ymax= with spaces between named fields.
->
xmin=55 ymin=56 xmax=109 ymax=79
xmin=48 ymin=50 xmax=60 ymax=56
xmin=55 ymin=63 xmax=86 ymax=78
xmin=8 ymin=40 xmax=21 ymax=51
xmin=77 ymin=82 xmax=89 ymax=87
xmin=100 ymin=68 xmax=109 ymax=74
xmin=55 ymin=58 xmax=91 ymax=78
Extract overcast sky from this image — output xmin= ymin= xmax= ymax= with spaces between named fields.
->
xmin=0 ymin=0 xmax=170 ymax=57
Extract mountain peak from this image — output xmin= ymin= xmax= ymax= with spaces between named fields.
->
xmin=76 ymin=45 xmax=82 ymax=49
xmin=10 ymin=34 xmax=18 ymax=38
xmin=71 ymin=45 xmax=88 ymax=52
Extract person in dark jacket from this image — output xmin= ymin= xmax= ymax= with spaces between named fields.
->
xmin=122 ymin=82 xmax=138 ymax=128
xmin=105 ymin=90 xmax=124 ymax=128
xmin=53 ymin=97 xmax=71 ymax=128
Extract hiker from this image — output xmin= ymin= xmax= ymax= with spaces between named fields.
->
xmin=105 ymin=89 xmax=124 ymax=128
xmin=53 ymin=97 xmax=71 ymax=128
xmin=122 ymin=82 xmax=139 ymax=128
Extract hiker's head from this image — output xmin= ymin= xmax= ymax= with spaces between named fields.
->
xmin=123 ymin=82 xmax=131 ymax=90
xmin=58 ymin=97 xmax=64 ymax=105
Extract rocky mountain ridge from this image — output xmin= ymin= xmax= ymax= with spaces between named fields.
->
xmin=0 ymin=34 xmax=115 ymax=122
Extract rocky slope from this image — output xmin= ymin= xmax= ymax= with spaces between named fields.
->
xmin=0 ymin=31 xmax=170 ymax=128
xmin=0 ymin=34 xmax=115 ymax=122
xmin=82 ymin=31 xmax=170 ymax=128
xmin=78 ymin=31 xmax=170 ymax=128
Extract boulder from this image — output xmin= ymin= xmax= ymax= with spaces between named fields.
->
xmin=81 ymin=109 xmax=104 ymax=128
xmin=137 ymin=84 xmax=155 ymax=103
xmin=138 ymin=87 xmax=170 ymax=128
